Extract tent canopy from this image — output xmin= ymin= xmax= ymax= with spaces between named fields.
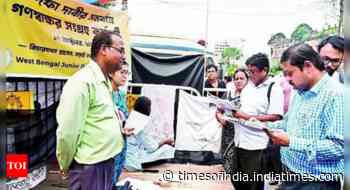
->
xmin=130 ymin=34 xmax=215 ymax=92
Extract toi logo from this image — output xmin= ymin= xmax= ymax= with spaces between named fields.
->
xmin=6 ymin=154 xmax=28 ymax=178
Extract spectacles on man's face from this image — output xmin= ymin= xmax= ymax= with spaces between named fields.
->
xmin=248 ymin=68 xmax=260 ymax=75
xmin=322 ymin=57 xmax=343 ymax=67
xmin=109 ymin=46 xmax=125 ymax=54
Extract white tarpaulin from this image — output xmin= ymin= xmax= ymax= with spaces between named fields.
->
xmin=141 ymin=85 xmax=176 ymax=143
xmin=175 ymin=91 xmax=222 ymax=153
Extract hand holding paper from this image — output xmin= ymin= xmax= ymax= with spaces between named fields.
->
xmin=208 ymin=95 xmax=240 ymax=112
xmin=122 ymin=127 xmax=135 ymax=136
xmin=264 ymin=129 xmax=289 ymax=146
xmin=225 ymin=116 xmax=270 ymax=131
xmin=215 ymin=111 xmax=227 ymax=126
xmin=124 ymin=110 xmax=151 ymax=135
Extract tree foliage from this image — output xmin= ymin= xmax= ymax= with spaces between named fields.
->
xmin=221 ymin=47 xmax=243 ymax=65
xmin=267 ymin=32 xmax=287 ymax=45
xmin=291 ymin=23 xmax=314 ymax=42
xmin=322 ymin=0 xmax=343 ymax=34
xmin=226 ymin=63 xmax=238 ymax=76
xmin=270 ymin=59 xmax=282 ymax=76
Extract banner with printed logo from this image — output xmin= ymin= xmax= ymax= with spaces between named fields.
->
xmin=0 ymin=0 xmax=130 ymax=79
xmin=6 ymin=91 xmax=35 ymax=110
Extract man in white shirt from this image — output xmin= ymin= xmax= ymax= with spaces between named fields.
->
xmin=217 ymin=53 xmax=284 ymax=190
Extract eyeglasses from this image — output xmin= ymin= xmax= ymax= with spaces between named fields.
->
xmin=322 ymin=55 xmax=344 ymax=67
xmin=323 ymin=58 xmax=343 ymax=67
xmin=120 ymin=70 xmax=130 ymax=75
xmin=247 ymin=69 xmax=259 ymax=75
xmin=109 ymin=46 xmax=125 ymax=54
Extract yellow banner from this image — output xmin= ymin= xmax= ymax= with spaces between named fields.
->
xmin=7 ymin=91 xmax=35 ymax=110
xmin=1 ymin=0 xmax=130 ymax=79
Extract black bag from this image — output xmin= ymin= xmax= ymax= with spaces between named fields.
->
xmin=261 ymin=82 xmax=282 ymax=174
xmin=223 ymin=138 xmax=238 ymax=174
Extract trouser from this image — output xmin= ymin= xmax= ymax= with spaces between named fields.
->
xmin=231 ymin=148 xmax=264 ymax=190
xmin=277 ymin=165 xmax=341 ymax=190
xmin=69 ymin=158 xmax=115 ymax=190
xmin=262 ymin=140 xmax=282 ymax=174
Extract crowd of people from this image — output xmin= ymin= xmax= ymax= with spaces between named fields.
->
xmin=212 ymin=35 xmax=345 ymax=190
xmin=55 ymin=31 xmax=346 ymax=190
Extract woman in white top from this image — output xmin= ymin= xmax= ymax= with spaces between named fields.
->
xmin=228 ymin=68 xmax=249 ymax=107
xmin=221 ymin=69 xmax=249 ymax=156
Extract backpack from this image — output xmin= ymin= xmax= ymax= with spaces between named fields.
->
xmin=262 ymin=81 xmax=282 ymax=174
xmin=267 ymin=82 xmax=274 ymax=105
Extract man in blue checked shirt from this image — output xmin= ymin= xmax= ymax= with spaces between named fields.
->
xmin=266 ymin=43 xmax=344 ymax=190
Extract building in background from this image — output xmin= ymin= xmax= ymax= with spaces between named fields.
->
xmin=214 ymin=40 xmax=231 ymax=62
xmin=268 ymin=25 xmax=338 ymax=60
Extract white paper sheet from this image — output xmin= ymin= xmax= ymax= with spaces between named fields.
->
xmin=225 ymin=116 xmax=267 ymax=130
xmin=176 ymin=91 xmax=222 ymax=153
xmin=125 ymin=110 xmax=150 ymax=135
xmin=116 ymin=177 xmax=162 ymax=190
xmin=207 ymin=95 xmax=240 ymax=112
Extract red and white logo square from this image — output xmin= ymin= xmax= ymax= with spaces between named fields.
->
xmin=6 ymin=154 xmax=28 ymax=178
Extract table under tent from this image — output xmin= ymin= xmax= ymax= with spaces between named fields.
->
xmin=117 ymin=34 xmax=234 ymax=190
xmin=128 ymin=34 xmax=225 ymax=162
xmin=3 ymin=35 xmax=233 ymax=190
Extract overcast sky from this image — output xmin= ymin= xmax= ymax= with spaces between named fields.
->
xmin=127 ymin=0 xmax=339 ymax=56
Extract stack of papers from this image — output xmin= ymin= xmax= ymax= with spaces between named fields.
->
xmin=124 ymin=110 xmax=150 ymax=135
xmin=224 ymin=116 xmax=267 ymax=130
xmin=207 ymin=96 xmax=240 ymax=112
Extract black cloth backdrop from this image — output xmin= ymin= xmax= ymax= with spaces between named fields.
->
xmin=131 ymin=48 xmax=205 ymax=93
xmin=131 ymin=49 xmax=223 ymax=164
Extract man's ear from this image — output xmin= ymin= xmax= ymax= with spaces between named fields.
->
xmin=304 ymin=61 xmax=313 ymax=68
xmin=303 ymin=60 xmax=314 ymax=74
xmin=264 ymin=67 xmax=269 ymax=76
xmin=100 ymin=45 xmax=108 ymax=56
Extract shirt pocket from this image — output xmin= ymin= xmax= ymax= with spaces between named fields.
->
xmin=296 ymin=107 xmax=321 ymax=139
xmin=91 ymin=84 xmax=115 ymax=118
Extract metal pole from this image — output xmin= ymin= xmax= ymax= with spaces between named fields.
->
xmin=205 ymin=0 xmax=209 ymax=43
xmin=202 ymin=0 xmax=209 ymax=96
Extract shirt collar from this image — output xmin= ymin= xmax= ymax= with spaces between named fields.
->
xmin=256 ymin=77 xmax=272 ymax=88
xmin=298 ymin=73 xmax=329 ymax=96
xmin=308 ymin=74 xmax=329 ymax=95
xmin=89 ymin=59 xmax=109 ymax=84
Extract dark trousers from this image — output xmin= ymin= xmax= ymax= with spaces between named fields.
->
xmin=231 ymin=148 xmax=264 ymax=190
xmin=262 ymin=141 xmax=282 ymax=174
xmin=69 ymin=158 xmax=115 ymax=190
